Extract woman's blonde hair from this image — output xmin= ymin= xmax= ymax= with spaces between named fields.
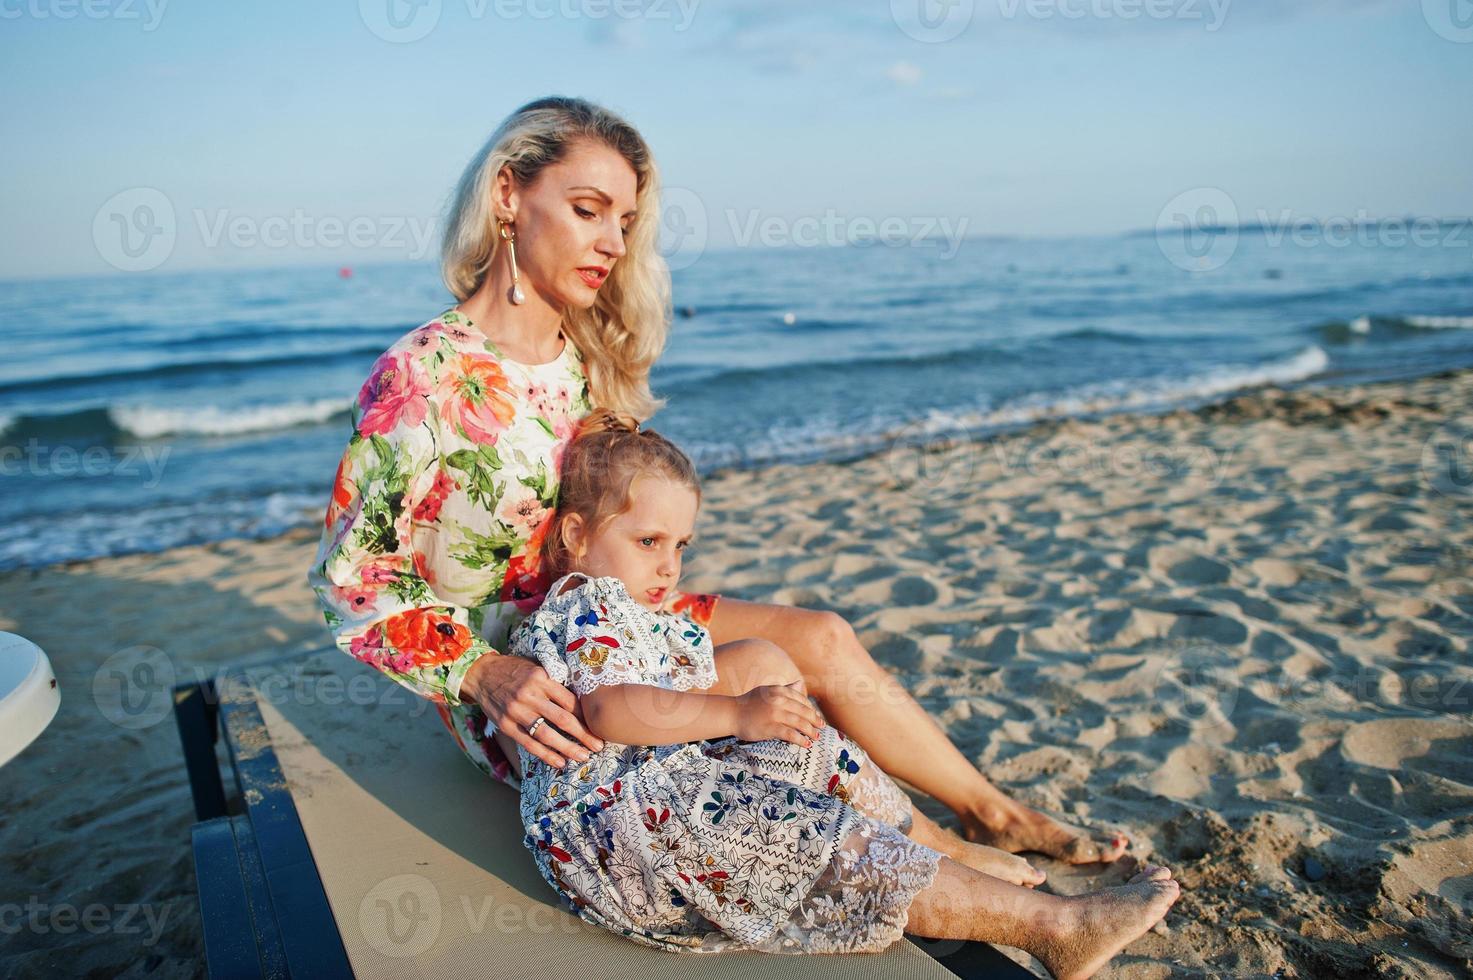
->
xmin=441 ymin=96 xmax=671 ymax=420
xmin=540 ymin=407 xmax=700 ymax=582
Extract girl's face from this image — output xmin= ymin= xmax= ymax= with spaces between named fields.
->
xmin=500 ymin=139 xmax=636 ymax=311
xmin=565 ymin=475 xmax=698 ymax=611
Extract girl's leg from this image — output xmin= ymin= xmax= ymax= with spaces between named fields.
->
xmin=905 ymin=858 xmax=1179 ymax=980
xmin=703 ymin=638 xmax=809 ymax=698
xmin=705 ymin=597 xmax=1129 ymax=864
xmin=900 ymin=796 xmax=1045 ymax=888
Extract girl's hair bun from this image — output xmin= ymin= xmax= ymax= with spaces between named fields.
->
xmin=574 ymin=406 xmax=641 ymax=437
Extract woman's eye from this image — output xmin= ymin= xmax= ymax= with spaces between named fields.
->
xmin=574 ymin=205 xmax=595 ymax=218
xmin=640 ymin=537 xmax=655 ymax=547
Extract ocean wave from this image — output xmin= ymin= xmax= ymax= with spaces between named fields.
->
xmin=0 ymin=344 xmax=386 ymax=396
xmin=112 ymin=398 xmax=350 ymax=438
xmin=0 ymin=490 xmax=325 ymax=571
xmin=1318 ymin=314 xmax=1473 ymax=343
xmin=686 ymin=345 xmax=1330 ymax=472
xmin=0 ymin=398 xmax=351 ymax=443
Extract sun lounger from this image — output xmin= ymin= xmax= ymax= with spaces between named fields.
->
xmin=172 ymin=648 xmax=1035 ymax=979
xmin=0 ymin=632 xmax=61 ymax=768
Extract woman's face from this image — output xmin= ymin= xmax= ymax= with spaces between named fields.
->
xmin=503 ymin=140 xmax=636 ymax=311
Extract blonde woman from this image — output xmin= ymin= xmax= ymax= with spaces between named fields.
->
xmin=308 ymin=95 xmax=1127 ymax=868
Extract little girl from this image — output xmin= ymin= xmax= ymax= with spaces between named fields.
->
xmin=508 ymin=408 xmax=1181 ymax=975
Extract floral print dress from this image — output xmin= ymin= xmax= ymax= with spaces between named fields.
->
xmin=508 ymin=571 xmax=945 ymax=955
xmin=307 ymin=309 xmax=720 ymax=787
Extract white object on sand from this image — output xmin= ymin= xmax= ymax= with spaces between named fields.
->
xmin=0 ymin=632 xmax=61 ymax=767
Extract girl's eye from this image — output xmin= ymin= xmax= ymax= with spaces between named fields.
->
xmin=574 ymin=205 xmax=595 ymax=219
xmin=640 ymin=537 xmax=656 ymax=547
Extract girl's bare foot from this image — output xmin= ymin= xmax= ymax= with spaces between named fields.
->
xmin=1031 ymin=864 xmax=1180 ymax=980
xmin=949 ymin=839 xmax=1046 ymax=888
xmin=960 ymin=801 xmax=1129 ymax=865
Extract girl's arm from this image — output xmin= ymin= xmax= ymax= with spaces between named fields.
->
xmin=581 ymin=682 xmax=822 ymax=748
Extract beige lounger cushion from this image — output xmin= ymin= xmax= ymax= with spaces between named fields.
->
xmin=245 ymin=650 xmax=963 ymax=979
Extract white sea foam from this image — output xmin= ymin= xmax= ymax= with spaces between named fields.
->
xmin=1404 ymin=315 xmax=1473 ymax=330
xmin=111 ymin=398 xmax=349 ymax=438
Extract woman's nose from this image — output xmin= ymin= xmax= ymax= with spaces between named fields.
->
xmin=600 ymin=225 xmax=627 ymax=259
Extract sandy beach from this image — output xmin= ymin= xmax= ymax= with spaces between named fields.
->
xmin=2 ymin=367 xmax=1470 ymax=979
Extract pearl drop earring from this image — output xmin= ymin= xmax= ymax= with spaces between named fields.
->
xmin=499 ymin=220 xmax=526 ymax=305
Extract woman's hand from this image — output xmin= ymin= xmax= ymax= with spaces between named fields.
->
xmin=732 ymin=680 xmax=826 ymax=748
xmin=461 ymin=654 xmax=604 ymax=769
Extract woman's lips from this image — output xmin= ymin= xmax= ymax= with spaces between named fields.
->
xmin=577 ymin=268 xmax=606 ymax=288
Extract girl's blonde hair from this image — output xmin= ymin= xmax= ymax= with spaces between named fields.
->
xmin=540 ymin=407 xmax=700 ymax=582
xmin=441 ymin=96 xmax=671 ymax=420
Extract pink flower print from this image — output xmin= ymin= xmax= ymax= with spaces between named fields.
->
xmin=356 ymin=350 xmax=431 ymax=436
xmin=494 ymin=481 xmax=549 ymax=536
xmin=549 ymin=415 xmax=577 ymax=472
xmin=327 ymin=494 xmax=363 ymax=553
xmin=332 ymin=584 xmax=380 ymax=617
xmin=436 ymin=353 xmax=517 ymax=445
xmin=361 ymin=556 xmax=406 ymax=585
xmin=349 ymin=626 xmax=388 ymax=668
xmin=407 ymin=321 xmax=444 ymax=353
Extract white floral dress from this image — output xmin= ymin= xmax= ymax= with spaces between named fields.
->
xmin=508 ymin=571 xmax=946 ymax=955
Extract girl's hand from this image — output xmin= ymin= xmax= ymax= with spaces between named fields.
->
xmin=733 ymin=680 xmax=826 ymax=747
xmin=461 ymin=653 xmax=604 ymax=770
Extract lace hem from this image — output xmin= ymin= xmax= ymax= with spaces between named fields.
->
xmin=844 ymin=760 xmax=916 ymax=832
xmin=756 ymin=815 xmax=945 ymax=954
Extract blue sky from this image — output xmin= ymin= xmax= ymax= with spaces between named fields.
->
xmin=2 ymin=0 xmax=1470 ymax=278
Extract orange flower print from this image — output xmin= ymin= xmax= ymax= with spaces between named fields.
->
xmin=383 ymin=608 xmax=472 ymax=667
xmin=324 ymin=454 xmax=357 ymax=528
xmin=668 ymin=592 xmax=719 ymax=627
xmin=501 ymin=553 xmax=548 ymax=613
xmin=437 ymin=353 xmax=517 ymax=445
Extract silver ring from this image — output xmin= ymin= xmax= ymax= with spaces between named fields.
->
xmin=526 ymin=716 xmax=546 ymax=737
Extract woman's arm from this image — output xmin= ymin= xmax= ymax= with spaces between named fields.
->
xmin=307 ymin=347 xmax=492 ymax=706
xmin=582 ymin=681 xmax=824 ymax=748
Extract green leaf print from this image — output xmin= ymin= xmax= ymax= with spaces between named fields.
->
xmin=518 ymin=457 xmax=554 ymax=508
xmin=534 ymin=415 xmax=556 ymax=439
xmin=445 ymin=445 xmax=505 ymax=511
xmin=354 ymin=490 xmax=405 ymax=555
xmin=448 ymin=521 xmax=520 ymax=573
